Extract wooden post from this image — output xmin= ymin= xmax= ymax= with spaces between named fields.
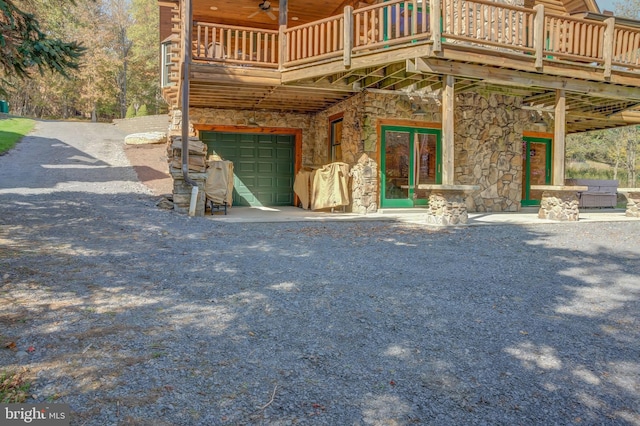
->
xmin=411 ymin=0 xmax=418 ymax=36
xmin=603 ymin=17 xmax=615 ymax=79
xmin=533 ymin=4 xmax=545 ymax=70
xmin=279 ymin=0 xmax=288 ymax=69
xmin=344 ymin=6 xmax=353 ymax=67
xmin=553 ymin=89 xmax=566 ymax=186
xmin=442 ymin=75 xmax=455 ymax=185
xmin=430 ymin=0 xmax=441 ymax=52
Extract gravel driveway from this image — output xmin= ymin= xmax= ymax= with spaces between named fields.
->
xmin=1 ymin=120 xmax=639 ymax=425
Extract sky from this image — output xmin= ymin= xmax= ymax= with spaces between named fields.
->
xmin=596 ymin=0 xmax=617 ymax=13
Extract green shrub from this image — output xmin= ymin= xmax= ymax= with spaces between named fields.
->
xmin=125 ymin=104 xmax=136 ymax=119
xmin=136 ymin=104 xmax=148 ymax=117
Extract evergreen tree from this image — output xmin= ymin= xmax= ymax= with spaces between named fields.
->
xmin=136 ymin=104 xmax=148 ymax=116
xmin=125 ymin=104 xmax=136 ymax=118
xmin=0 ymin=0 xmax=85 ymax=96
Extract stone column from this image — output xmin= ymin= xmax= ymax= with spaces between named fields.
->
xmin=422 ymin=185 xmax=479 ymax=225
xmin=538 ymin=190 xmax=580 ymax=221
xmin=618 ymin=189 xmax=640 ymax=217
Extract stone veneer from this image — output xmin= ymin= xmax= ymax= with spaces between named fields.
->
xmin=171 ymin=88 xmax=545 ymax=215
xmin=426 ymin=191 xmax=469 ymax=225
xmin=538 ymin=190 xmax=580 ymax=221
xmin=454 ymin=93 xmax=527 ymax=212
xmin=619 ymin=189 xmax=640 ymax=217
xmin=350 ymin=153 xmax=378 ymax=214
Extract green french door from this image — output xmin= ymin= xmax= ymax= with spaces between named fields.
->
xmin=381 ymin=126 xmax=441 ymax=208
xmin=522 ymin=136 xmax=551 ymax=206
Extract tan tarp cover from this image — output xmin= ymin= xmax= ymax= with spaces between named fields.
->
xmin=293 ymin=168 xmax=314 ymax=210
xmin=311 ymin=162 xmax=350 ymax=211
xmin=205 ymin=160 xmax=234 ymax=206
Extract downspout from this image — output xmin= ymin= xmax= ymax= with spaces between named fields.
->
xmin=181 ymin=0 xmax=198 ymax=214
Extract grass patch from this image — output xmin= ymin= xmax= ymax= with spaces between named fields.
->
xmin=0 ymin=370 xmax=31 ymax=403
xmin=0 ymin=118 xmax=35 ymax=154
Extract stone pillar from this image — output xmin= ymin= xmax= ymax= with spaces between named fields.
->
xmin=350 ymin=153 xmax=378 ymax=214
xmin=170 ymin=170 xmax=207 ymax=216
xmin=538 ymin=190 xmax=580 ymax=221
xmin=426 ymin=190 xmax=469 ymax=225
xmin=618 ymin=189 xmax=640 ymax=217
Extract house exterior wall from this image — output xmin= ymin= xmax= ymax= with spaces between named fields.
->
xmin=174 ymin=88 xmax=548 ymax=213
xmin=313 ymin=91 xmax=536 ymax=212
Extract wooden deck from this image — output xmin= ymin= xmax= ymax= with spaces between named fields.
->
xmin=163 ymin=0 xmax=640 ymax=132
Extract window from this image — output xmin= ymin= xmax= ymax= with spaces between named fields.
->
xmin=329 ymin=114 xmax=344 ymax=162
xmin=161 ymin=40 xmax=174 ymax=88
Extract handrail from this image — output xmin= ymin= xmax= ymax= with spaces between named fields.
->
xmin=283 ymin=14 xmax=345 ymax=66
xmin=183 ymin=0 xmax=640 ymax=78
xmin=193 ymin=22 xmax=279 ymax=67
xmin=441 ymin=0 xmax=535 ymax=51
xmin=352 ymin=0 xmax=431 ymax=52
xmin=543 ymin=12 xmax=607 ymax=63
xmin=612 ymin=25 xmax=640 ymax=70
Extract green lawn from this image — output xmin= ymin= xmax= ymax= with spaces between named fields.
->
xmin=0 ymin=117 xmax=35 ymax=154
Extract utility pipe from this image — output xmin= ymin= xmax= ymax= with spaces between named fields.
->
xmin=181 ymin=0 xmax=198 ymax=214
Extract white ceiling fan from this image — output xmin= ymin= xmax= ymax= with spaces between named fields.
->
xmin=245 ymin=1 xmax=278 ymax=20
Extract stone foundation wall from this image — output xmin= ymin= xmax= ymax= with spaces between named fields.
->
xmin=307 ymin=93 xmax=364 ymax=166
xmin=173 ymin=108 xmax=314 ymax=164
xmin=170 ymin=89 xmax=547 ymax=214
xmin=455 ymin=93 xmax=526 ymax=212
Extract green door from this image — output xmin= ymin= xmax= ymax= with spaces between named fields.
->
xmin=381 ymin=126 xmax=441 ymax=208
xmin=200 ymin=132 xmax=294 ymax=206
xmin=522 ymin=136 xmax=551 ymax=206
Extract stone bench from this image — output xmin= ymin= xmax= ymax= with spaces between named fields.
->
xmin=416 ymin=184 xmax=479 ymax=225
xmin=531 ymin=185 xmax=588 ymax=221
xmin=617 ymin=188 xmax=640 ymax=217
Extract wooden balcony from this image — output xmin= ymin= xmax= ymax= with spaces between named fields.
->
xmin=166 ymin=0 xmax=640 ymax=132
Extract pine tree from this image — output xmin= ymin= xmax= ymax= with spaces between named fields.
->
xmin=136 ymin=104 xmax=148 ymax=116
xmin=0 ymin=0 xmax=85 ymax=96
xmin=125 ymin=104 xmax=136 ymax=118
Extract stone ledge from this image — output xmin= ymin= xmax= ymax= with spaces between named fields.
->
xmin=416 ymin=184 xmax=480 ymax=192
xmin=617 ymin=188 xmax=640 ymax=194
xmin=531 ymin=185 xmax=588 ymax=192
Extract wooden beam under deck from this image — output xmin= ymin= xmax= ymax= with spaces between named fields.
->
xmin=409 ymin=57 xmax=640 ymax=102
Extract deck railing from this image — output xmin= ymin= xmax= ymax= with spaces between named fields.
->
xmin=613 ymin=26 xmax=640 ymax=70
xmin=543 ymin=13 xmax=606 ymax=63
xmin=193 ymin=22 xmax=279 ymax=67
xmin=188 ymin=0 xmax=640 ymax=78
xmin=284 ymin=15 xmax=345 ymax=66
xmin=352 ymin=0 xmax=431 ymax=51
xmin=441 ymin=0 xmax=535 ymax=52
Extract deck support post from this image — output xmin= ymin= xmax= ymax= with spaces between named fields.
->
xmin=344 ymin=6 xmax=353 ymax=67
xmin=533 ymin=4 xmax=544 ymax=70
xmin=603 ymin=17 xmax=615 ymax=79
xmin=442 ymin=74 xmax=455 ymax=185
xmin=278 ymin=0 xmax=288 ymax=70
xmin=430 ymin=0 xmax=441 ymax=52
xmin=553 ymin=89 xmax=566 ymax=186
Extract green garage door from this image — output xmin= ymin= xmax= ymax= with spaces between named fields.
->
xmin=200 ymin=132 xmax=295 ymax=206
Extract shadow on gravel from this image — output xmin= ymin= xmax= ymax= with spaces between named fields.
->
xmin=1 ymin=191 xmax=639 ymax=425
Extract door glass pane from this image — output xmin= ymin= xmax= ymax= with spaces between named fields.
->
xmin=416 ymin=134 xmax=436 ymax=185
xmin=529 ymin=142 xmax=547 ymax=185
xmin=384 ymin=131 xmax=410 ymax=199
xmin=414 ymin=133 xmax=436 ymax=200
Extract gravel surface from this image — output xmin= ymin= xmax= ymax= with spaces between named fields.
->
xmin=1 ymin=120 xmax=639 ymax=425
